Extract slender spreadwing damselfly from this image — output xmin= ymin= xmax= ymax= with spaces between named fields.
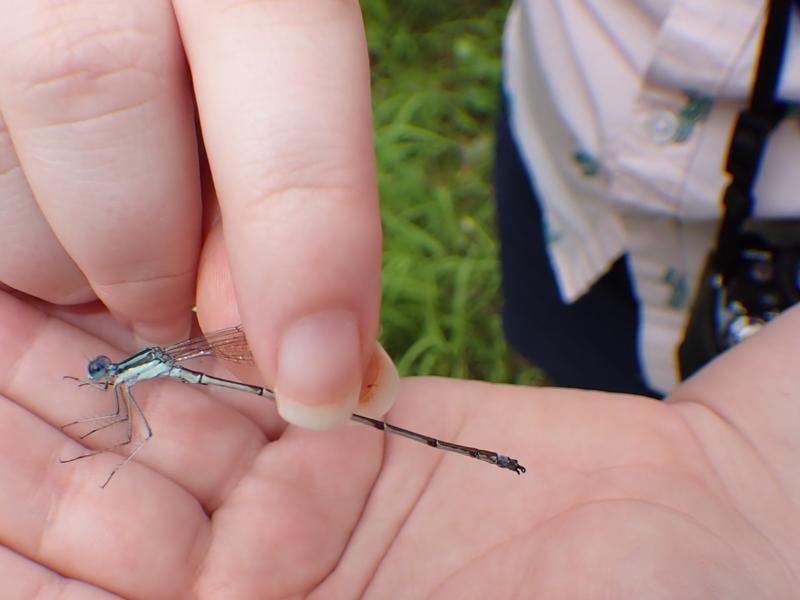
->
xmin=63 ymin=325 xmax=526 ymax=486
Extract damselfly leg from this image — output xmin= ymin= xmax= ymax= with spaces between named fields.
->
xmin=60 ymin=381 xmax=152 ymax=487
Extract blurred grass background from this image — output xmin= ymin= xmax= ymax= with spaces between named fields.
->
xmin=363 ymin=0 xmax=543 ymax=385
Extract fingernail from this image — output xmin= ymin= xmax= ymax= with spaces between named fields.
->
xmin=276 ymin=309 xmax=362 ymax=430
xmin=356 ymin=343 xmax=400 ymax=419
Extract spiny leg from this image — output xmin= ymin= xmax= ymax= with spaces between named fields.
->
xmin=100 ymin=384 xmax=153 ymax=488
xmin=59 ymin=385 xmax=133 ymax=464
xmin=60 ymin=378 xmax=124 ymax=430
xmin=77 ymin=415 xmax=130 ymax=440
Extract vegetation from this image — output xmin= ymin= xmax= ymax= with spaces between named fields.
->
xmin=364 ymin=0 xmax=543 ymax=384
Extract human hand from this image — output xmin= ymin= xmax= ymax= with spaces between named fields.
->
xmin=0 ymin=0 xmax=382 ymax=429
xmin=1 ymin=293 xmax=799 ymax=598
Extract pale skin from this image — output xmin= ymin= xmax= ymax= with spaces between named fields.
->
xmin=0 ymin=0 xmax=382 ymax=425
xmin=1 ymin=287 xmax=800 ymax=598
xmin=0 ymin=0 xmax=798 ymax=598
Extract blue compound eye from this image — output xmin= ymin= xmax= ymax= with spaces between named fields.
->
xmin=87 ymin=355 xmax=112 ymax=380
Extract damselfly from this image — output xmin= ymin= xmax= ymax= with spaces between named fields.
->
xmin=63 ymin=326 xmax=526 ymax=486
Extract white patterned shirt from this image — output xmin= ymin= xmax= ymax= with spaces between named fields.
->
xmin=503 ymin=0 xmax=800 ymax=392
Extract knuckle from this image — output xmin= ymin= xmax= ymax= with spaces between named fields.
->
xmin=235 ymin=135 xmax=366 ymax=215
xmin=90 ymin=267 xmax=196 ymax=323
xmin=2 ymin=7 xmax=181 ymax=125
xmin=92 ymin=265 xmax=196 ymax=295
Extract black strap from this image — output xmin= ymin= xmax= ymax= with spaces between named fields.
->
xmin=715 ymin=0 xmax=792 ymax=273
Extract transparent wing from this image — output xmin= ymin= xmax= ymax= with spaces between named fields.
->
xmin=163 ymin=325 xmax=254 ymax=364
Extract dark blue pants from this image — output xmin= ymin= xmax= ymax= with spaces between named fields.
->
xmin=494 ymin=97 xmax=659 ymax=397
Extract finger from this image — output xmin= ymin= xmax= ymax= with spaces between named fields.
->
xmin=0 ymin=391 xmax=208 ymax=599
xmin=196 ymin=221 xmax=398 ymax=421
xmin=0 ymin=544 xmax=122 ymax=599
xmin=174 ymin=0 xmax=383 ymax=428
xmin=0 ymin=293 xmax=385 ymax=598
xmin=11 ymin=296 xmax=140 ymax=353
xmin=0 ymin=291 xmax=269 ymax=509
xmin=195 ymin=220 xmax=270 ymax=404
xmin=0 ymin=109 xmax=93 ymax=304
xmin=194 ymin=413 xmax=382 ymax=597
xmin=196 ymin=220 xmax=240 ymax=329
xmin=0 ymin=0 xmax=201 ymax=344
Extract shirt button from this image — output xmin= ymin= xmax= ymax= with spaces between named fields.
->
xmin=646 ymin=110 xmax=679 ymax=143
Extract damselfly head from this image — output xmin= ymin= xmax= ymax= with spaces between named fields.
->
xmin=87 ymin=355 xmax=114 ymax=381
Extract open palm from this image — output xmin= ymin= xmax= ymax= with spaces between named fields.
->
xmin=0 ymin=290 xmax=798 ymax=599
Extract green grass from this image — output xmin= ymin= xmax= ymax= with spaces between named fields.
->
xmin=363 ymin=0 xmax=544 ymax=385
